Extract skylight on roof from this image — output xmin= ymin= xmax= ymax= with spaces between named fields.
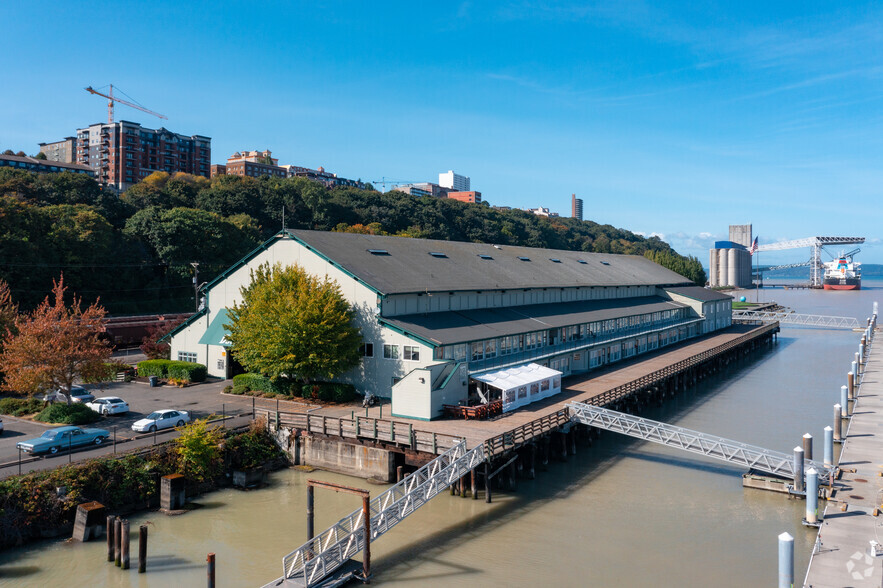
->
xmin=549 ymin=258 xmax=561 ymax=263
xmin=478 ymin=254 xmax=494 ymax=260
xmin=429 ymin=252 xmax=448 ymax=258
xmin=577 ymin=260 xmax=588 ymax=264
xmin=600 ymin=261 xmax=610 ymax=265
xmin=368 ymin=249 xmax=390 ymax=256
xmin=518 ymin=256 xmax=531 ymax=261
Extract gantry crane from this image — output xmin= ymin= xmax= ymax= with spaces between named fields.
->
xmin=85 ymin=84 xmax=167 ymax=125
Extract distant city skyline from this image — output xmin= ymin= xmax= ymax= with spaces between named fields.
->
xmin=3 ymin=2 xmax=882 ymax=264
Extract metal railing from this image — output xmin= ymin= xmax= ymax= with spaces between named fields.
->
xmin=276 ymin=439 xmax=486 ymax=587
xmin=732 ymin=310 xmax=859 ymax=329
xmin=567 ymin=402 xmax=835 ymax=479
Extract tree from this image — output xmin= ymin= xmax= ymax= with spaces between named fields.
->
xmin=174 ymin=419 xmax=224 ymax=484
xmin=0 ymin=276 xmax=111 ymax=400
xmin=140 ymin=317 xmax=184 ymax=359
xmin=226 ymin=263 xmax=362 ymax=383
xmin=34 ymin=152 xmax=47 ymax=160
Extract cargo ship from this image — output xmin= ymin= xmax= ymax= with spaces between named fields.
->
xmin=822 ymin=253 xmax=861 ymax=290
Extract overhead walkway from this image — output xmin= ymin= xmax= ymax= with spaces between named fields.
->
xmin=733 ymin=309 xmax=859 ymax=329
xmin=566 ymin=402 xmax=835 ymax=479
xmin=266 ymin=440 xmax=486 ymax=587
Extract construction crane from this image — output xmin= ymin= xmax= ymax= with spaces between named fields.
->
xmin=85 ymin=84 xmax=167 ymax=125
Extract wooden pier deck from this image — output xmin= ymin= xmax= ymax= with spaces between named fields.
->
xmin=263 ymin=323 xmax=776 ymax=454
xmin=804 ymin=333 xmax=883 ymax=587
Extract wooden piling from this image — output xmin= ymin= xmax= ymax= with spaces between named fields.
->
xmin=207 ymin=552 xmax=216 ymax=588
xmin=471 ymin=469 xmax=477 ymax=500
xmin=121 ymin=519 xmax=130 ymax=570
xmin=138 ymin=524 xmax=147 ymax=573
xmin=396 ymin=465 xmax=403 ymax=483
xmin=485 ymin=462 xmax=491 ymax=503
xmin=114 ymin=517 xmax=122 ymax=566
xmin=528 ymin=444 xmax=536 ymax=480
xmin=106 ymin=515 xmax=115 ymax=562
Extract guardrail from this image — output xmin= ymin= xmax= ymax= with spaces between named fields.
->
xmin=256 ymin=409 xmax=463 ymax=455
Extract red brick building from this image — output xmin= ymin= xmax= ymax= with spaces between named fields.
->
xmin=446 ymin=190 xmax=482 ymax=203
xmin=73 ymin=120 xmax=210 ymax=191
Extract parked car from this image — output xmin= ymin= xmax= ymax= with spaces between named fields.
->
xmin=16 ymin=425 xmax=110 ymax=455
xmin=85 ymin=397 xmax=129 ymax=415
xmin=0 ymin=417 xmax=3 ymax=435
xmin=131 ymin=410 xmax=190 ymax=433
xmin=43 ymin=386 xmax=95 ymax=404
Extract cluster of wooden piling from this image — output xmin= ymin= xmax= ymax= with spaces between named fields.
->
xmin=104 ymin=515 xmax=148 ymax=573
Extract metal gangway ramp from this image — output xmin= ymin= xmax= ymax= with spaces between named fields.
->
xmin=733 ymin=310 xmax=859 ymax=329
xmin=567 ymin=402 xmax=835 ymax=479
xmin=266 ymin=440 xmax=486 ymax=588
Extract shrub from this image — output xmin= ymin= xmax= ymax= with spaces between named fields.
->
xmin=137 ymin=359 xmax=168 ymax=378
xmin=137 ymin=359 xmax=206 ymax=382
xmin=0 ymin=397 xmax=44 ymax=416
xmin=333 ymin=383 xmax=358 ymax=403
xmin=167 ymin=361 xmax=207 ymax=383
xmin=230 ymin=385 xmax=246 ymax=395
xmin=226 ymin=419 xmax=284 ymax=470
xmin=35 ymin=403 xmax=100 ymax=425
xmin=233 ymin=373 xmax=271 ymax=392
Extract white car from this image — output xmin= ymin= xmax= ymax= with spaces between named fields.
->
xmin=131 ymin=410 xmax=190 ymax=433
xmin=86 ymin=397 xmax=130 ymax=415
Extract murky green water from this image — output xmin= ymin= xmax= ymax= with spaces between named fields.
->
xmin=1 ymin=284 xmax=877 ymax=587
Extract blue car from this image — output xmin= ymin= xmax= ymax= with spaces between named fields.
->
xmin=16 ymin=425 xmax=110 ymax=455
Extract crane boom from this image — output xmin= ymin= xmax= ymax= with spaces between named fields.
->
xmin=85 ymin=85 xmax=167 ymax=124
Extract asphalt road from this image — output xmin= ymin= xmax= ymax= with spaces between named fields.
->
xmin=0 ymin=379 xmax=258 ymax=479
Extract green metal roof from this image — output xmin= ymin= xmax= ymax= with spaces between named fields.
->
xmin=197 ymin=308 xmax=232 ymax=347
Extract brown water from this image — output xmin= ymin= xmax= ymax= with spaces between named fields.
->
xmin=1 ymin=284 xmax=878 ymax=587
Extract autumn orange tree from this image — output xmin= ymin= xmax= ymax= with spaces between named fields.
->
xmin=0 ymin=276 xmax=111 ymax=401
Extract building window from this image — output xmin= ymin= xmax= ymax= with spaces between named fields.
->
xmin=392 ymin=377 xmax=402 ymax=386
xmin=471 ymin=341 xmax=484 ymax=361
xmin=404 ymin=346 xmax=420 ymax=361
xmin=383 ymin=344 xmax=399 ymax=359
xmin=359 ymin=343 xmax=374 ymax=358
xmin=178 ymin=351 xmax=197 ymax=363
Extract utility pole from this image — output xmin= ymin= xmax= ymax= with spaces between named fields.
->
xmin=190 ymin=262 xmax=200 ymax=311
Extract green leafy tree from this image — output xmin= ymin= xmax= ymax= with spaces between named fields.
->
xmin=226 ymin=263 xmax=362 ymax=383
xmin=174 ymin=419 xmax=224 ymax=483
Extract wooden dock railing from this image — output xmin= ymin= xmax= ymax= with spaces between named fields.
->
xmin=256 ymin=408 xmax=463 ymax=455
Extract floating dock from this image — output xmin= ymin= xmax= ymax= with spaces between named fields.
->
xmin=804 ymin=324 xmax=883 ymax=587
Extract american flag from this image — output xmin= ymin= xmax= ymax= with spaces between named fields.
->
xmin=749 ymin=237 xmax=758 ymax=255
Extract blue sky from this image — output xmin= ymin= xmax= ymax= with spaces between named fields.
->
xmin=3 ymin=1 xmax=883 ymax=265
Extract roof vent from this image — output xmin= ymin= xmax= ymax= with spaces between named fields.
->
xmin=478 ymin=254 xmax=494 ymax=260
xmin=600 ymin=261 xmax=610 ymax=265
xmin=549 ymin=258 xmax=561 ymax=263
xmin=368 ymin=249 xmax=390 ymax=256
xmin=493 ymin=245 xmax=502 ymax=249
xmin=577 ymin=259 xmax=588 ymax=264
xmin=429 ymin=252 xmax=448 ymax=258
xmin=518 ymin=256 xmax=531 ymax=262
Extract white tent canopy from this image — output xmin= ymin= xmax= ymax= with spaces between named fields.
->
xmin=472 ymin=363 xmax=563 ymax=412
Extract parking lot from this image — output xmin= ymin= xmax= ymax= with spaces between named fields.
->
xmin=0 ymin=378 xmax=258 ymax=475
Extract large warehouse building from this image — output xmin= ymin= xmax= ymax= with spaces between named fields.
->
xmin=167 ymin=230 xmax=732 ymax=420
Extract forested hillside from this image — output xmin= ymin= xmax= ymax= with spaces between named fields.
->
xmin=0 ymin=169 xmax=705 ymax=313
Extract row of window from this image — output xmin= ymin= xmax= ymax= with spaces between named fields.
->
xmin=359 ymin=343 xmax=421 ymax=362
xmin=436 ymin=308 xmax=688 ymax=362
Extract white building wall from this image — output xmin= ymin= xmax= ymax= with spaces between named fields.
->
xmin=170 ymin=237 xmax=437 ymax=395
